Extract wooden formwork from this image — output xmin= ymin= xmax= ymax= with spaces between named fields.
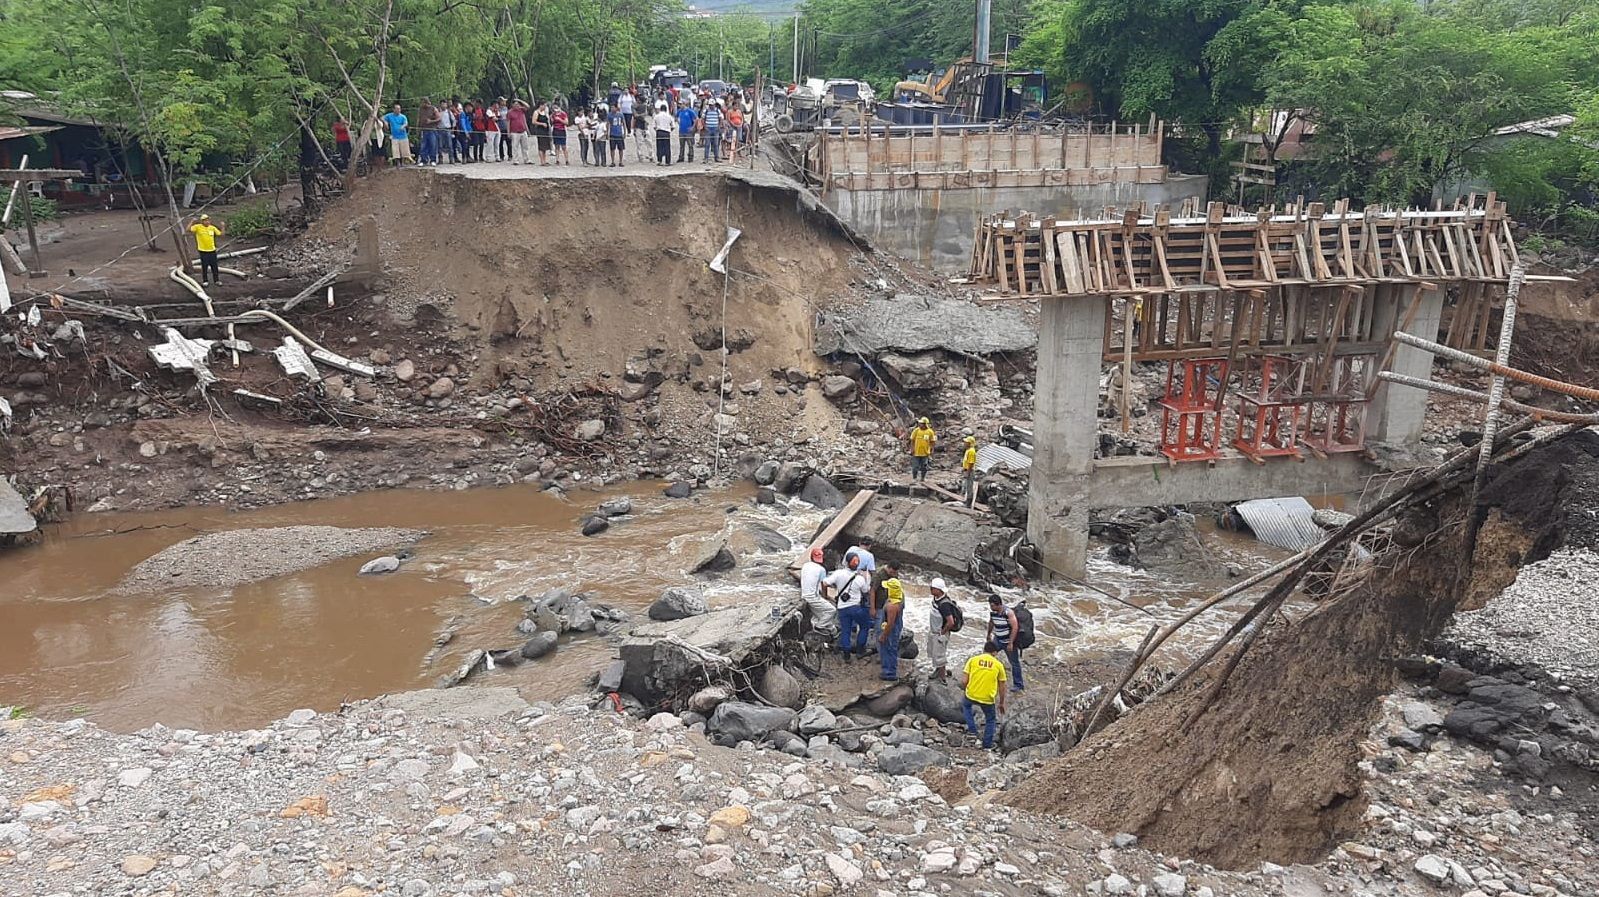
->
xmin=970 ymin=195 xmax=1524 ymax=359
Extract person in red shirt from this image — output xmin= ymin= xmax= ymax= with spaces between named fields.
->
xmin=472 ymin=102 xmax=489 ymax=161
xmin=332 ymin=117 xmax=352 ymax=168
xmin=507 ymin=99 xmax=530 ymax=164
xmin=551 ymin=104 xmax=570 ymax=165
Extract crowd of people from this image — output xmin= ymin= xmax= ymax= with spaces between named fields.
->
xmin=345 ymin=80 xmax=756 ymax=171
xmin=794 ymin=419 xmax=1031 ymax=751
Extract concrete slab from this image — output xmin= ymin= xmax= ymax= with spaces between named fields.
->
xmin=375 ymin=686 xmax=530 ymax=719
xmin=0 ymin=478 xmax=37 ymax=537
xmin=620 ymin=594 xmax=804 ymax=700
xmin=839 ymin=494 xmax=1000 ymax=576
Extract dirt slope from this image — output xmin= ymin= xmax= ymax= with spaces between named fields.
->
xmin=310 ymin=171 xmax=866 ymax=394
xmin=1006 ymin=434 xmax=1595 ymax=869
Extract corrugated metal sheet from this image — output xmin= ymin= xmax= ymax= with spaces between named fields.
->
xmin=975 ymin=443 xmax=1032 ymax=473
xmin=1235 ymin=497 xmax=1325 ymax=551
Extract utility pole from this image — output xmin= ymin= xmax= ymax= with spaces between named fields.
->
xmin=974 ymin=0 xmax=992 ymax=64
xmin=792 ymin=14 xmax=800 ymax=83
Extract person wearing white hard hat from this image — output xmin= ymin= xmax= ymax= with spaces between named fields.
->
xmin=926 ymin=578 xmax=961 ymax=679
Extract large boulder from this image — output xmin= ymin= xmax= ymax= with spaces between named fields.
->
xmin=581 ymin=515 xmax=610 ymax=537
xmin=757 ymin=665 xmax=804 ymax=710
xmin=663 ymin=481 xmax=694 ymax=499
xmin=862 ymin=683 xmax=914 ymax=717
xmin=774 ymin=462 xmax=806 ymax=493
xmin=744 ymin=523 xmax=793 ymax=554
xmin=799 ymin=475 xmax=846 ymax=511
xmin=797 ymin=705 xmax=837 ymax=736
xmin=648 ymin=586 xmax=708 ymax=621
xmin=519 ymin=632 xmax=559 ymax=660
xmin=753 ymin=460 xmax=780 ymax=486
xmin=690 ymin=543 xmax=737 ymax=574
xmin=707 ymin=702 xmax=797 ymax=743
xmin=688 ymin=686 xmax=732 ymax=715
xmin=877 ymin=743 xmax=950 ymax=776
xmin=917 ymin=681 xmax=968 ymax=725
xmin=999 ymin=702 xmax=1056 ymax=754
xmin=820 ymin=376 xmax=858 ymax=403
xmin=528 ymin=588 xmax=596 ymax=633
xmin=597 ymin=497 xmax=633 ymax=518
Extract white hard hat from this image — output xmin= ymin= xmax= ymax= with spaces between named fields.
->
xmin=929 ymin=578 xmax=947 ymax=593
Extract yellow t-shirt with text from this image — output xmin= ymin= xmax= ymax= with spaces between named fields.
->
xmin=962 ymin=446 xmax=977 ymax=470
xmin=190 ymin=223 xmax=221 ymax=253
xmin=911 ymin=426 xmax=936 ymax=457
xmin=963 ymin=652 xmax=1007 ymax=704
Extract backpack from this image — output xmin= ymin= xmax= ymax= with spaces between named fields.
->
xmin=943 ymin=600 xmax=964 ymax=633
xmin=1013 ymin=602 xmax=1035 ymax=650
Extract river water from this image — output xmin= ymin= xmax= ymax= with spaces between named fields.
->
xmin=0 ymin=484 xmax=1288 ymax=733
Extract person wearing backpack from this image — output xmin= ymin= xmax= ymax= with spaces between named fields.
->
xmin=985 ymin=593 xmax=1027 ymax=692
xmin=926 ymin=578 xmax=962 ymax=679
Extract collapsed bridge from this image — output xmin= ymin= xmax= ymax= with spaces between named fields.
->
xmin=967 ymin=195 xmax=1544 ymax=577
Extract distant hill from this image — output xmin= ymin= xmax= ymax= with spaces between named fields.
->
xmin=686 ymin=1 xmax=797 ymax=16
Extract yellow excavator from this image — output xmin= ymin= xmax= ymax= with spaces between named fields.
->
xmin=893 ymin=57 xmax=969 ymax=104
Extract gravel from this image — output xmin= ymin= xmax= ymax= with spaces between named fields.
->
xmin=1445 ymin=548 xmax=1599 ymax=688
xmin=0 ymin=683 xmax=1591 ymax=897
xmin=118 ymin=525 xmax=427 ymax=592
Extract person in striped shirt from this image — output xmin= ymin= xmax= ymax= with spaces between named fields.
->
xmin=985 ymin=593 xmax=1024 ymax=691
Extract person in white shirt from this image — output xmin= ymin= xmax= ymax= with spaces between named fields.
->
xmin=652 ymin=104 xmax=674 ymax=166
xmin=798 ymin=547 xmax=833 ymax=634
xmin=824 ymin=554 xmax=871 ymax=658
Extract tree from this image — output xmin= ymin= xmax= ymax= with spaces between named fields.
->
xmin=1257 ymin=1 xmax=1599 ymax=204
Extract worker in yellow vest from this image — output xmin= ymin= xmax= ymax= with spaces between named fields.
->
xmin=961 ymin=435 xmax=978 ymax=507
xmin=908 ymin=417 xmax=937 ymax=482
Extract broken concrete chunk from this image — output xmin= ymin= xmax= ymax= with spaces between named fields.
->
xmin=310 ymin=348 xmax=376 ymax=378
xmin=148 ymin=327 xmax=219 ymax=390
xmin=877 ymin=352 xmax=943 ymax=390
xmin=272 ymin=336 xmax=320 ymax=382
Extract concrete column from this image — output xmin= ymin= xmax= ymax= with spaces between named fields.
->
xmin=1027 ymin=296 xmax=1107 ymax=579
xmin=1369 ymin=284 xmax=1444 ymax=445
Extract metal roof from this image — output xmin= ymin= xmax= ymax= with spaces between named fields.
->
xmin=1235 ymin=496 xmax=1325 ymax=551
xmin=0 ymin=125 xmax=62 ymax=142
xmin=975 ymin=443 xmax=1031 ymax=473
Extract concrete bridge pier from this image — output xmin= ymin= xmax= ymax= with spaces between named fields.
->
xmin=1025 ymin=285 xmax=1447 ymax=580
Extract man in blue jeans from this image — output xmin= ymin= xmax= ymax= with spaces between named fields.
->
xmin=824 ymin=554 xmax=870 ymax=658
xmin=876 ymin=567 xmax=905 ymax=681
xmin=676 ymin=102 xmax=698 ymax=162
xmin=960 ymin=641 xmax=1010 ymax=749
xmin=701 ymin=100 xmax=722 ymax=163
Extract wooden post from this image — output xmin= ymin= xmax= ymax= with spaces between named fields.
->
xmin=18 ymin=179 xmax=43 ymax=272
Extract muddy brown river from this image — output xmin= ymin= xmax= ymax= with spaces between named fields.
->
xmin=1 ymin=482 xmax=1289 ymax=733
xmin=0 ymin=483 xmax=824 ymax=732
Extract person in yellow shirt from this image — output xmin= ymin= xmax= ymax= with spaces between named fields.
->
xmin=908 ymin=417 xmax=937 ymax=482
xmin=960 ymin=640 xmax=1009 ymax=749
xmin=876 ymin=565 xmax=905 ymax=681
xmin=961 ymin=435 xmax=978 ymax=507
xmin=188 ymin=214 xmax=224 ymax=285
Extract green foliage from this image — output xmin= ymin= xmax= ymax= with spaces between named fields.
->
xmin=5 ymin=705 xmax=30 ymax=720
xmin=224 ymin=203 xmax=278 ymax=239
xmin=1256 ymin=1 xmax=1599 ymax=205
xmin=23 ymin=195 xmax=58 ymax=222
xmin=795 ymin=0 xmax=1034 ymax=96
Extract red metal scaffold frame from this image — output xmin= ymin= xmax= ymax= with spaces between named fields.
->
xmin=1158 ymin=358 xmax=1229 ymax=463
xmin=1232 ymin=354 xmax=1307 ymax=461
xmin=1301 ymin=353 xmax=1375 ymax=454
